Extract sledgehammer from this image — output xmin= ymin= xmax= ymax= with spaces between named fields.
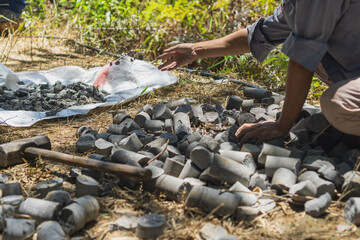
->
xmin=0 ymin=135 xmax=151 ymax=180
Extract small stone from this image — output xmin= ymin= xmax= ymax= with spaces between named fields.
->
xmin=0 ymin=195 xmax=24 ymax=206
xmin=241 ymin=100 xmax=254 ymax=112
xmin=76 ymin=134 xmax=96 ymax=153
xmin=229 ymin=181 xmax=258 ymax=206
xmin=164 ymin=119 xmax=174 ymax=132
xmin=148 ymin=160 xmax=164 ymax=168
xmin=167 ymin=145 xmax=181 ymax=158
xmin=241 ymin=144 xmax=261 ymax=161
xmin=226 ymin=95 xmax=243 ymax=110
xmin=134 ymin=111 xmax=151 ymax=128
xmin=235 ymin=112 xmax=256 ymax=127
xmin=160 ymin=132 xmax=178 ymax=146
xmin=318 ymin=166 xmax=344 ymax=189
xmin=201 ymin=103 xmax=217 ymax=113
xmin=342 ymin=171 xmax=360 ymax=199
xmin=94 ymin=138 xmax=114 ymax=156
xmin=37 ymin=221 xmax=67 ymax=240
xmin=301 ymin=155 xmax=335 ymax=171
xmin=258 ymin=143 xmax=291 ymax=165
xmin=140 ymin=104 xmax=153 ymax=116
xmin=215 ymin=131 xmax=229 ymax=143
xmin=183 ymin=178 xmax=206 ymax=187
xmin=95 ymin=132 xmax=111 ymax=141
xmin=198 ymin=135 xmax=220 ymax=153
xmin=144 ymin=120 xmax=165 ymax=132
xmin=336 ymin=162 xmax=353 ymax=175
xmin=344 ymin=197 xmax=360 ymax=225
xmin=305 ymin=193 xmax=332 ymax=217
xmin=187 ymin=131 xmax=202 ymax=143
xmin=289 ymin=180 xmax=317 ymax=203
xmin=249 ymin=172 xmax=270 ymax=190
xmin=153 ymin=104 xmax=172 ymax=120
xmin=113 ymin=112 xmax=131 ymax=125
xmin=190 ymin=145 xmax=214 ymax=170
xmin=45 ymin=190 xmax=72 ymax=207
xmin=178 ymin=160 xmax=202 ymax=179
xmin=108 ymin=134 xmax=127 ymax=144
xmin=163 ymin=157 xmax=185 ymax=177
xmin=36 ymin=178 xmax=63 ymax=198
xmin=174 ymin=104 xmax=194 ymax=118
xmin=271 ymin=168 xmax=296 ymax=192
xmin=118 ymin=133 xmax=143 ymax=152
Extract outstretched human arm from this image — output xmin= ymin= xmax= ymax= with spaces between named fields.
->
xmin=158 ymin=29 xmax=249 ymax=71
xmin=235 ymin=59 xmax=314 ymax=145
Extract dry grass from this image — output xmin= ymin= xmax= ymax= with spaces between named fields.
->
xmin=0 ymin=33 xmax=360 ymax=240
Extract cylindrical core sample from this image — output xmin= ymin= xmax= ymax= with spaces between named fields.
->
xmin=135 ymin=214 xmax=166 ymax=239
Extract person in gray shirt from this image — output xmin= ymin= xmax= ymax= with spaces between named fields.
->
xmin=158 ymin=0 xmax=360 ymax=144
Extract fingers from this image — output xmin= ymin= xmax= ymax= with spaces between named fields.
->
xmin=236 ymin=123 xmax=269 ymax=146
xmin=157 ymin=51 xmax=177 ymax=60
xmin=239 ymin=128 xmax=262 ymax=146
xmin=158 ymin=44 xmax=188 ymax=59
xmin=236 ymin=121 xmax=284 ymax=146
xmin=235 ymin=123 xmax=256 ymax=139
xmin=158 ymin=60 xmax=177 ymax=71
xmin=161 ymin=45 xmax=180 ymax=53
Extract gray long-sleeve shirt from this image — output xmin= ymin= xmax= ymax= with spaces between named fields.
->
xmin=248 ymin=0 xmax=360 ymax=83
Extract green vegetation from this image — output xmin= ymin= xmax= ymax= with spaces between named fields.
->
xmin=23 ymin=0 xmax=325 ymax=96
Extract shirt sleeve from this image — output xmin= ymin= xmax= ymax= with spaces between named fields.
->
xmin=281 ymin=0 xmax=345 ymax=72
xmin=247 ymin=5 xmax=292 ymax=62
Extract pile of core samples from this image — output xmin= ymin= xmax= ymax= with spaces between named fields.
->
xmin=4 ymin=93 xmax=360 ymax=239
xmin=0 ymin=176 xmax=99 ymax=238
xmin=74 ymin=91 xmax=360 ymax=223
xmin=0 ymin=81 xmax=109 ymax=116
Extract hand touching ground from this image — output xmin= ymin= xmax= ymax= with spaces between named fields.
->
xmin=235 ymin=120 xmax=288 ymax=146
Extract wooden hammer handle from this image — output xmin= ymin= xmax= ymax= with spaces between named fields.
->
xmin=24 ymin=147 xmax=151 ymax=180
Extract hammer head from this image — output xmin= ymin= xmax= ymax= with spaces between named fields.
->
xmin=0 ymin=135 xmax=51 ymax=167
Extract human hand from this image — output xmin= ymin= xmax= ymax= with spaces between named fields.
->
xmin=158 ymin=43 xmax=199 ymax=71
xmin=235 ymin=120 xmax=288 ymax=146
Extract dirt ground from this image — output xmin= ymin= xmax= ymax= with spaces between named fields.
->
xmin=1 ymin=36 xmax=360 ymax=240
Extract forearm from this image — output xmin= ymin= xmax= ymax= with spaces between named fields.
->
xmin=278 ymin=59 xmax=314 ymax=133
xmin=191 ymin=28 xmax=250 ymax=58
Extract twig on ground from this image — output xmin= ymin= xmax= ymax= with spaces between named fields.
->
xmin=146 ymin=139 xmax=170 ymax=165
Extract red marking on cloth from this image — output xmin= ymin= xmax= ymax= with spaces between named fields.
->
xmin=94 ymin=60 xmax=115 ymax=88
xmin=280 ymin=3 xmax=283 ymax=12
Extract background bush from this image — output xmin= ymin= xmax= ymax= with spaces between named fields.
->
xmin=23 ymin=0 xmax=325 ymax=95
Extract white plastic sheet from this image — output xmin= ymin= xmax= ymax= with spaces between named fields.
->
xmin=0 ymin=56 xmax=177 ymax=127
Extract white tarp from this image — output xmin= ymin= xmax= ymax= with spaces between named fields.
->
xmin=0 ymin=56 xmax=177 ymax=127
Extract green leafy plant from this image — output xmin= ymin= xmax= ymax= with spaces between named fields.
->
xmin=22 ymin=0 xmax=301 ymax=95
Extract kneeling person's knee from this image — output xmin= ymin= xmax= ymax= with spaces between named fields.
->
xmin=320 ymin=79 xmax=360 ymax=136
